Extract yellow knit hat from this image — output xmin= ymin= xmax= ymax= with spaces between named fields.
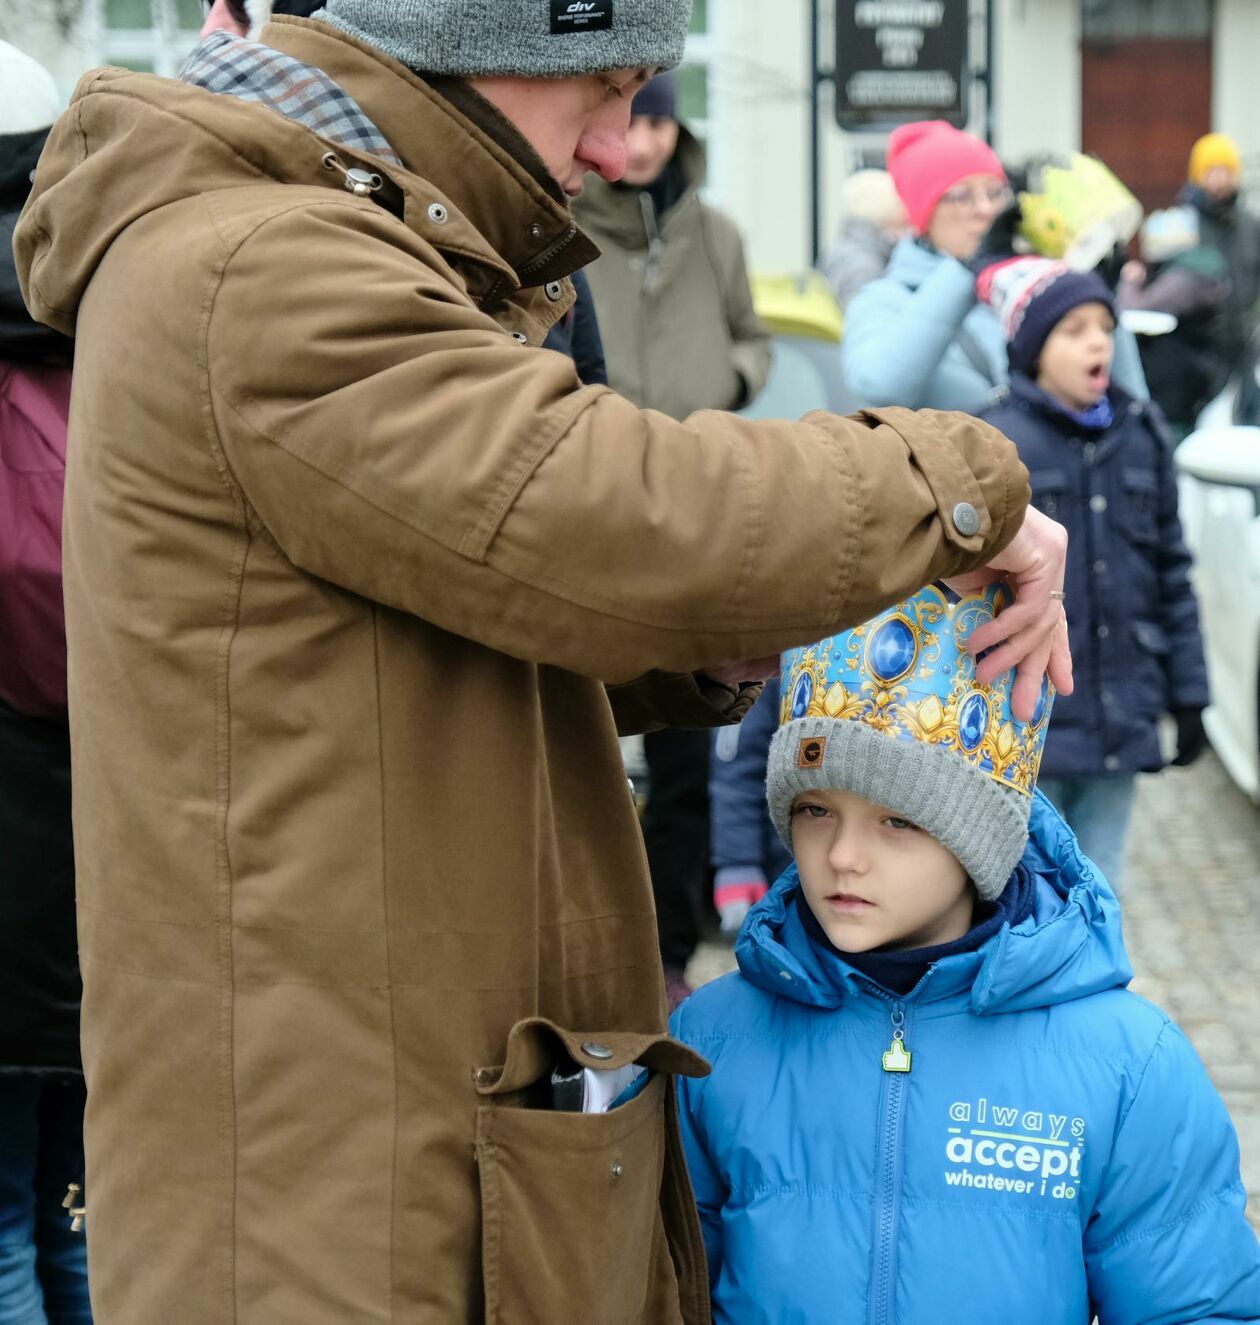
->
xmin=1189 ymin=133 xmax=1242 ymax=186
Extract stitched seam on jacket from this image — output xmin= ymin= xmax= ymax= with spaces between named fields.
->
xmin=814 ymin=415 xmax=863 ymax=621
xmin=1083 ymin=1180 xmax=1246 ymax=1254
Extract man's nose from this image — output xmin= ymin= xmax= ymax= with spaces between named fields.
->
xmin=579 ymin=126 xmax=629 ymax=183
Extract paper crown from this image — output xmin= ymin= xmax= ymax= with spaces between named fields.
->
xmin=779 ymin=583 xmax=1053 ymax=797
xmin=1017 ymin=154 xmax=1142 ymax=272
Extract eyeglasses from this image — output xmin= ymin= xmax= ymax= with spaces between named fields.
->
xmin=937 ymin=184 xmax=1013 ymax=214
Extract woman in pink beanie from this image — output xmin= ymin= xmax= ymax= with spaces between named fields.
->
xmin=840 ymin=121 xmax=1014 ymax=414
xmin=842 ymin=121 xmax=1149 ymax=416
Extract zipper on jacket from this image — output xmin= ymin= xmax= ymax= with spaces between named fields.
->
xmin=868 ymin=1000 xmax=913 ymax=1325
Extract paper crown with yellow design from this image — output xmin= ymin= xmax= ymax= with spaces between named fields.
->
xmin=766 ymin=583 xmax=1054 ymax=900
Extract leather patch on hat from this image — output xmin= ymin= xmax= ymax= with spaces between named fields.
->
xmin=550 ymin=0 xmax=614 ymax=33
xmin=798 ymin=736 xmax=827 ymax=769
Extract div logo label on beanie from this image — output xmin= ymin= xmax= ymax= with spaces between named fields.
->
xmin=779 ymin=583 xmax=1053 ymax=797
xmin=551 ymin=0 xmax=614 ymax=33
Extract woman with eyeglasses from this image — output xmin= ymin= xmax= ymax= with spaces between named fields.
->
xmin=842 ymin=120 xmax=1145 ymax=415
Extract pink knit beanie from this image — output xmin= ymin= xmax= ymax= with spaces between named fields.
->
xmin=887 ymin=121 xmax=1006 ymax=233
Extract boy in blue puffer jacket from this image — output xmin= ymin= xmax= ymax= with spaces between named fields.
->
xmin=672 ymin=584 xmax=1259 ymax=1325
xmin=978 ymin=257 xmax=1209 ymax=890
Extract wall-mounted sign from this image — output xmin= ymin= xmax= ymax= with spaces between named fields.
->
xmin=835 ymin=0 xmax=970 ymax=130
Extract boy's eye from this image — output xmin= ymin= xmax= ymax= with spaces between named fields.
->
xmin=790 ymin=803 xmax=830 ymax=820
xmin=885 ymin=816 xmax=919 ymax=832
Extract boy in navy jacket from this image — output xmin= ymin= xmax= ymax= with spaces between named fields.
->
xmin=671 ymin=586 xmax=1258 ymax=1324
xmin=978 ymin=257 xmax=1209 ymax=887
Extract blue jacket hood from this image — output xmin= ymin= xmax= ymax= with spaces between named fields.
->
xmin=735 ymin=790 xmax=1132 ymax=1015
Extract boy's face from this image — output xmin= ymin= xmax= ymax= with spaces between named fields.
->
xmin=1035 ymin=301 xmax=1116 ymax=413
xmin=791 ymin=790 xmax=974 ymax=954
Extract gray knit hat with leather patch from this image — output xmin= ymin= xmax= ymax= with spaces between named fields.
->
xmin=766 ymin=584 xmax=1053 ymax=902
xmin=317 ymin=0 xmax=692 ymax=78
xmin=766 ymin=718 xmax=1030 ymax=902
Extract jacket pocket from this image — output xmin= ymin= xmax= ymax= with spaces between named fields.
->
xmin=1028 ymin=467 xmax=1071 ymax=519
xmin=474 ymin=1019 xmax=709 ymax=1325
xmin=1121 ymin=467 xmax=1159 ymax=545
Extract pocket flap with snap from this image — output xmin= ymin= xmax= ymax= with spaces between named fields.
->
xmin=474 ymin=1018 xmax=709 ymax=1096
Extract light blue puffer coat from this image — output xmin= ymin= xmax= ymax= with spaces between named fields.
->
xmin=841 ymin=237 xmax=1149 ymax=415
xmin=672 ymin=794 xmax=1260 ymax=1324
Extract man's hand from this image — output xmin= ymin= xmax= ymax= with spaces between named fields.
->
xmin=703 ymin=657 xmax=779 ymax=688
xmin=944 ymin=506 xmax=1073 ymax=722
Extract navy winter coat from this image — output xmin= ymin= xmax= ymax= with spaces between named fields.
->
xmin=981 ymin=376 xmax=1208 ymax=776
xmin=709 ymin=679 xmax=791 ymax=882
xmin=672 ymin=795 xmax=1260 ymax=1324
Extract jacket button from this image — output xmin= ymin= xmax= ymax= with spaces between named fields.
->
xmin=1093 ymin=559 xmax=1107 ymax=574
xmin=529 ymin=222 xmax=544 ymax=240
xmin=1090 ymin=494 xmax=1108 ymax=514
xmin=610 ymin=1162 xmax=624 ymax=1180
xmin=778 ymin=970 xmax=793 ymax=982
xmin=510 ymin=331 xmax=528 ymax=344
xmin=1104 ymin=755 xmax=1122 ymax=771
xmin=1128 ymin=400 xmax=1143 ymax=416
xmin=544 ymin=281 xmax=565 ymax=302
xmin=427 ymin=202 xmax=448 ymax=225
xmin=472 ymin=1068 xmax=495 ymax=1086
xmin=581 ymin=1041 xmax=614 ymax=1060
xmin=1097 ymin=625 xmax=1110 ymax=639
xmin=952 ymin=502 xmax=980 ymax=537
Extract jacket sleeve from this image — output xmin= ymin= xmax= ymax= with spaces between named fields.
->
xmin=1084 ymin=1021 xmax=1260 ymax=1324
xmin=670 ymin=1003 xmax=727 ymax=1287
xmin=605 ymin=672 xmax=761 ymax=736
xmin=710 ymin=681 xmax=779 ymax=870
xmin=1147 ymin=412 xmax=1210 ymax=712
xmin=712 ymin=213 xmax=772 ymax=407
xmin=207 ymin=201 xmax=1029 ymax=683
xmin=841 ymin=257 xmax=982 ymax=409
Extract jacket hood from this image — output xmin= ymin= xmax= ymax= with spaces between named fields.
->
xmin=574 ymin=124 xmax=706 ymax=250
xmin=735 ymin=790 xmax=1132 ymax=1014
xmin=16 ymin=18 xmax=595 ymax=338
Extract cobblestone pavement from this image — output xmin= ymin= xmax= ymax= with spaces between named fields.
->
xmin=688 ymin=751 xmax=1260 ymax=1226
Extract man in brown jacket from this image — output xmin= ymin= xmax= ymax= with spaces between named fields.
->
xmin=15 ymin=3 xmax=1069 ymax=1321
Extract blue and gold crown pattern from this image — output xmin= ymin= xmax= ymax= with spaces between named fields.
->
xmin=779 ymin=583 xmax=1053 ymax=796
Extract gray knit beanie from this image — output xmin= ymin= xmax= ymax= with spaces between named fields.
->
xmin=766 ymin=719 xmax=1031 ymax=902
xmin=317 ymin=0 xmax=692 ymax=78
xmin=767 ymin=584 xmax=1052 ymax=902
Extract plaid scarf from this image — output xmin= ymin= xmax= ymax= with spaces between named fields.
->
xmin=180 ymin=30 xmax=402 ymax=167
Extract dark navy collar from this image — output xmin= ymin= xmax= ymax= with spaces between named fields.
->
xmin=797 ymin=863 xmax=1038 ymax=998
xmin=1006 ymin=372 xmax=1120 ymax=434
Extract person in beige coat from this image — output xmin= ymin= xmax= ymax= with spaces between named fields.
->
xmin=576 ymin=72 xmax=770 ymax=421
xmin=15 ymin=4 xmax=1069 ymax=1321
xmin=576 ymin=73 xmax=772 ymax=1005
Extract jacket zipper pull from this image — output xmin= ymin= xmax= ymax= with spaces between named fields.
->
xmin=881 ymin=1006 xmax=912 ymax=1073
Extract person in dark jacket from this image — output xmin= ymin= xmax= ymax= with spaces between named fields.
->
xmin=0 ymin=40 xmax=93 ymax=1325
xmin=708 ymin=681 xmax=791 ymax=936
xmin=980 ymin=257 xmax=1209 ymax=887
xmin=1118 ymin=205 xmax=1232 ymax=438
xmin=1179 ymin=133 xmax=1260 ymax=384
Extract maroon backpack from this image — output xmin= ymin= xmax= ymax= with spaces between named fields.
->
xmin=0 ymin=360 xmax=71 ymax=719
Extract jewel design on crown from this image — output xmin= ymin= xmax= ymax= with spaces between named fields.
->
xmin=779 ymin=583 xmax=1053 ymax=796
